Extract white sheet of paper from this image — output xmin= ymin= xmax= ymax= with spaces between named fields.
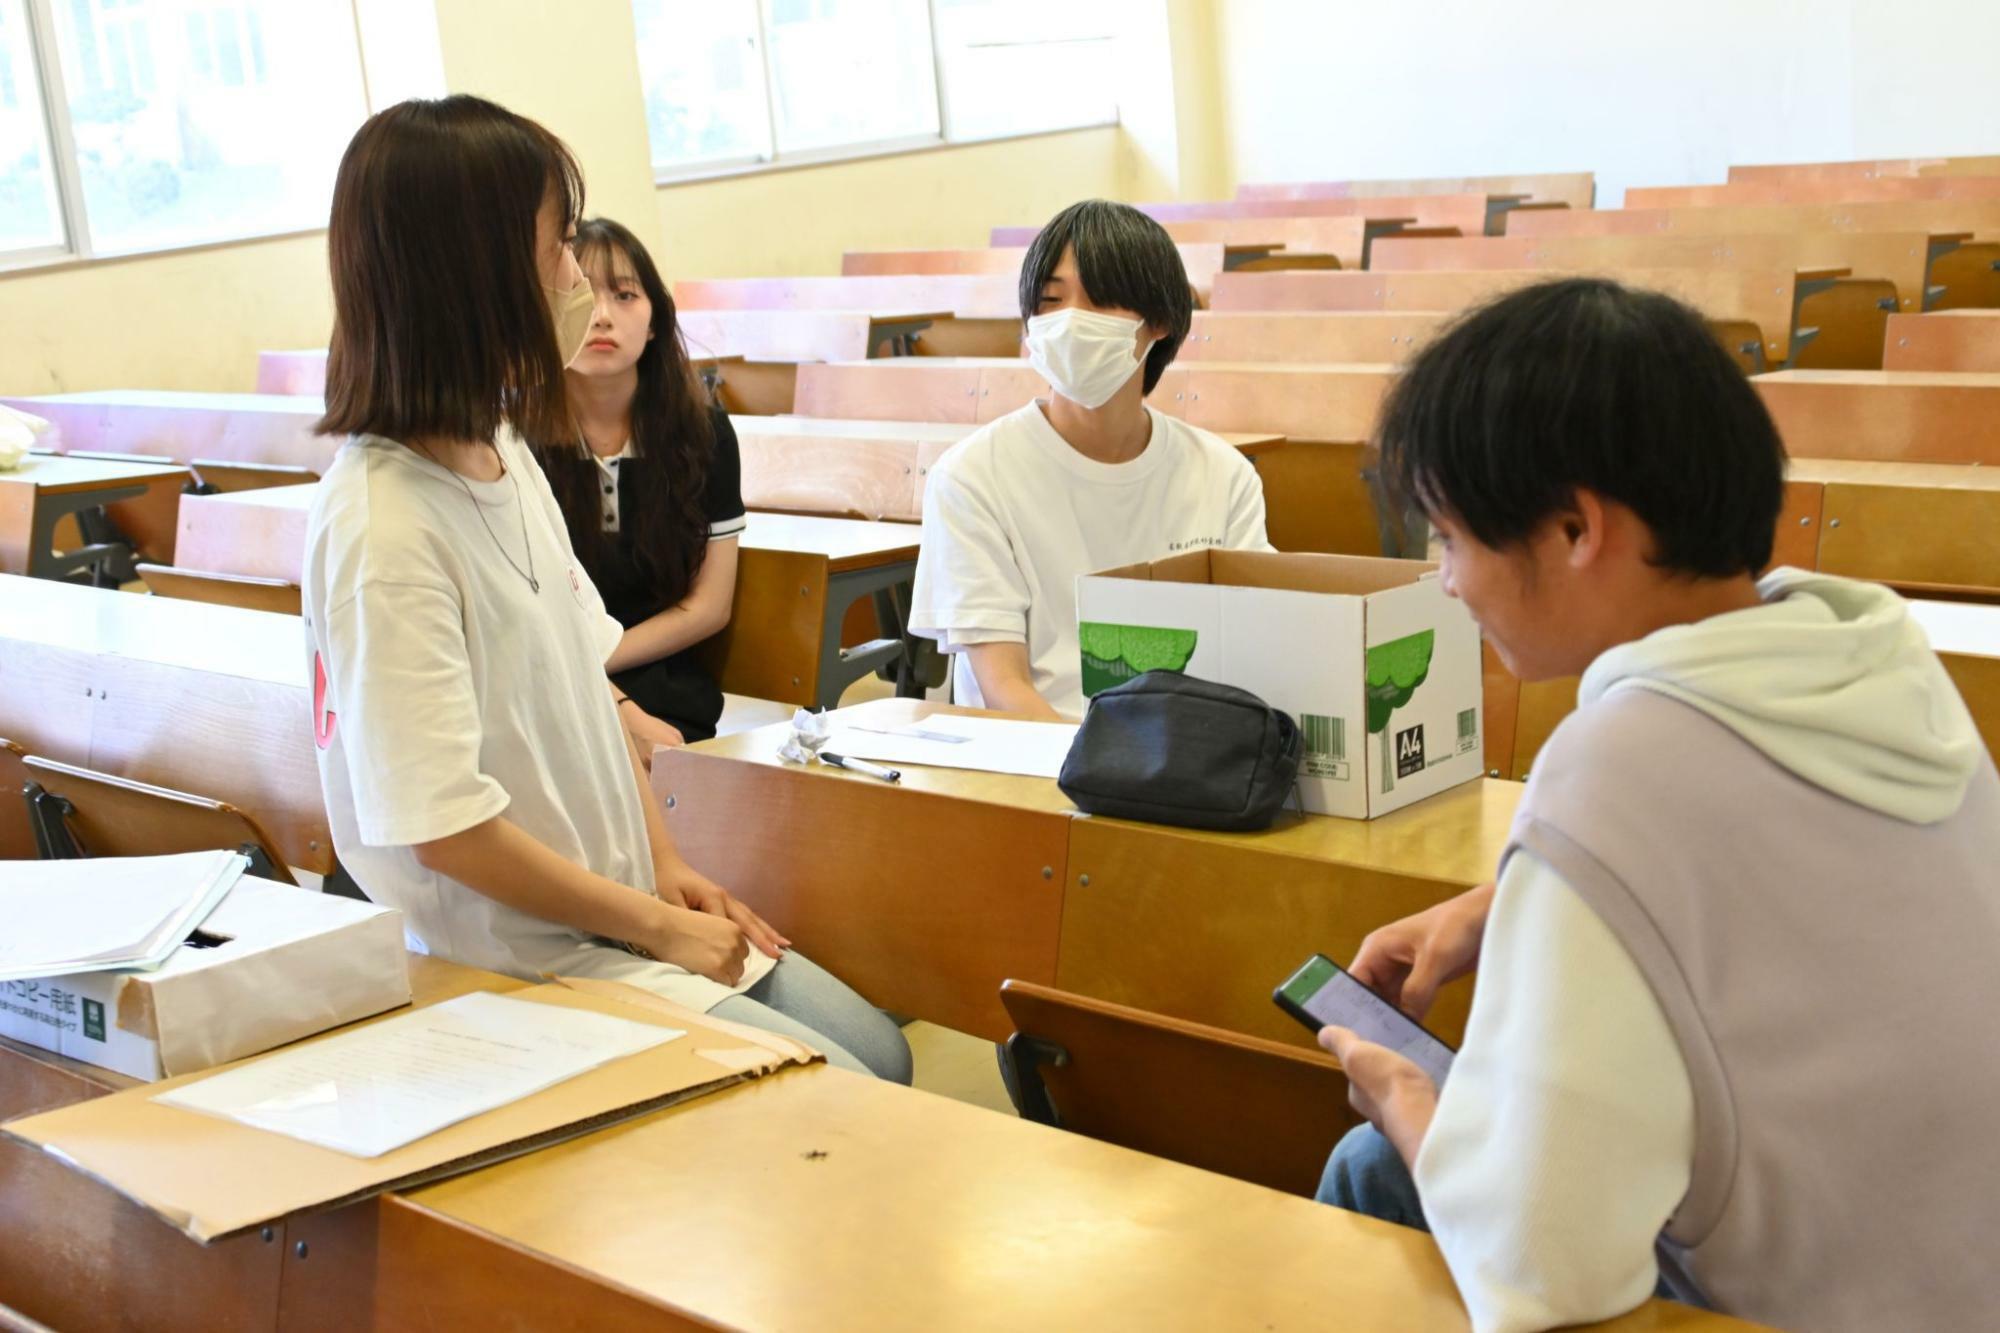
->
xmin=0 ymin=850 xmax=245 ymax=982
xmin=154 ymin=991 xmax=680 ymax=1158
xmin=822 ymin=715 xmax=1079 ymax=778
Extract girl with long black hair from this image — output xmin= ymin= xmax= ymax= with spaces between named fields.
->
xmin=534 ymin=217 xmax=742 ymax=749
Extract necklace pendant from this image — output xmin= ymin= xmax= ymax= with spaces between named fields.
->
xmin=530 ymin=577 xmax=540 ymax=594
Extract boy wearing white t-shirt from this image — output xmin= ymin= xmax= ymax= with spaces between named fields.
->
xmin=909 ymin=199 xmax=1271 ymax=719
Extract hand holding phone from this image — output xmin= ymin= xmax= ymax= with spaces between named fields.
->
xmin=1275 ymin=953 xmax=1455 ymax=1087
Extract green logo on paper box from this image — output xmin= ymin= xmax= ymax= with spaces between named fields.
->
xmin=1079 ymin=622 xmax=1198 ymax=697
xmin=1366 ymin=630 xmax=1434 ymax=795
xmin=82 ymin=998 xmax=105 ymax=1042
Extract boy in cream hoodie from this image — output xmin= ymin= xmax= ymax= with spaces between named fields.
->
xmin=1313 ymin=279 xmax=2000 ymax=1333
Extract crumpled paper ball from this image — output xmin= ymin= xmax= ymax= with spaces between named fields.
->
xmin=777 ymin=708 xmax=833 ymax=766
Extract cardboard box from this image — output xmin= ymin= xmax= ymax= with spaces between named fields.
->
xmin=1076 ymin=550 xmax=1484 ymax=819
xmin=0 ymin=876 xmax=410 ymax=1082
xmin=3 ymin=979 xmax=819 ymax=1243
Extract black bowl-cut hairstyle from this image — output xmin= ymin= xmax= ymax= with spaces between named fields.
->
xmin=1376 ymin=277 xmax=1787 ymax=578
xmin=1019 ymin=199 xmax=1194 ymax=395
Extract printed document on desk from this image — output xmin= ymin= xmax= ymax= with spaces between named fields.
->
xmin=0 ymin=850 xmax=245 ymax=982
xmin=154 ymin=990 xmax=680 ymax=1158
xmin=827 ymin=715 xmax=1079 ymax=778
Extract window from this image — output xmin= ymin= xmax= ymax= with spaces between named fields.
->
xmin=0 ymin=0 xmax=64 ymax=254
xmin=931 ymin=0 xmax=1118 ymax=144
xmin=762 ymin=0 xmax=937 ymax=155
xmin=0 ymin=0 xmax=367 ymax=267
xmin=635 ymin=0 xmax=1117 ymax=181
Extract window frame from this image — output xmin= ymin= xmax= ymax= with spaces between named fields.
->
xmin=0 ymin=0 xmax=366 ymax=275
xmin=646 ymin=0 xmax=1119 ymax=187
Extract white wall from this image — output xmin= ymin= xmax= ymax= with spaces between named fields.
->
xmin=1215 ymin=0 xmax=2000 ymax=205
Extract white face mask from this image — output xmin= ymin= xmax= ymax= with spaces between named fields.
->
xmin=1025 ymin=307 xmax=1149 ymax=409
xmin=545 ymin=273 xmax=596 ymax=367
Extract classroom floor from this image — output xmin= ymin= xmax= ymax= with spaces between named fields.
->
xmin=905 ymin=1020 xmax=1016 ymax=1114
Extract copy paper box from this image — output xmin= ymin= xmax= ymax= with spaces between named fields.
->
xmin=1076 ymin=550 xmax=1483 ymax=818
xmin=0 ymin=876 xmax=410 ymax=1082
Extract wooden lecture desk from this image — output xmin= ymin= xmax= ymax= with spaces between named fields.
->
xmin=1502 ymin=598 xmax=2000 ymax=783
xmin=1626 ymin=175 xmax=2000 ymax=211
xmin=1145 ymin=192 xmax=1500 ymax=239
xmin=0 ymin=574 xmax=326 ymax=875
xmin=1183 ymin=310 xmax=1448 ymax=363
xmin=1238 ymin=170 xmax=1598 ymax=212
xmin=3 ymin=390 xmax=333 ymax=472
xmin=992 ymin=201 xmax=1464 ymax=258
xmin=732 ymin=416 xmax=1282 ymax=523
xmin=674 ymin=307 xmax=951 ymax=361
xmin=1208 ymin=266 xmax=1825 ymax=370
xmin=789 ymin=358 xmax=1391 ymax=555
xmin=1728 ymin=154 xmax=2000 ymax=183
xmin=254 ymin=348 xmax=329 ymax=396
xmin=675 ymin=275 xmax=1026 ymax=358
xmin=1885 ymin=309 xmax=2000 ymax=371
xmin=655 ymin=697 xmax=1517 ymax=1048
xmin=0 ymin=959 xmax=1755 ymax=1333
xmin=1370 ymin=231 xmax=1959 ymax=370
xmin=1754 ymin=371 xmax=2000 ymax=466
xmin=1502 ymin=200 xmax=2000 ymax=311
xmin=835 ymin=242 xmax=1273 ymax=301
xmin=1372 ymin=229 xmax=1950 ymax=312
xmin=1784 ymin=457 xmax=2000 ymax=597
xmin=0 ymin=454 xmax=189 ymax=580
xmin=1181 ymin=309 xmax=1768 ymax=376
xmin=171 ymin=484 xmax=927 ymax=710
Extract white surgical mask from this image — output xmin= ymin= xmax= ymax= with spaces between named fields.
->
xmin=545 ymin=273 xmax=596 ymax=367
xmin=1025 ymin=307 xmax=1149 ymax=409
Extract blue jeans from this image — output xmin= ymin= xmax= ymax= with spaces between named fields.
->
xmin=1316 ymin=1124 xmax=1429 ymax=1229
xmin=1319 ymin=1125 xmax=1684 ymax=1303
xmin=713 ymin=951 xmax=913 ymax=1084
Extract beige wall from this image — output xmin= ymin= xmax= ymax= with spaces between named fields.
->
xmin=1 ymin=234 xmax=335 ymax=396
xmin=2 ymin=2 xmax=1212 ymax=396
xmin=652 ymin=127 xmax=1131 ymax=280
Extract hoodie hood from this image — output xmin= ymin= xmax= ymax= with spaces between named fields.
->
xmin=1580 ymin=568 xmax=1983 ymax=824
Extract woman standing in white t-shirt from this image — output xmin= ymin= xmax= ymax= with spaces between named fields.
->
xmin=303 ymin=96 xmax=909 ymax=1083
xmin=908 ymin=199 xmax=1273 ymax=719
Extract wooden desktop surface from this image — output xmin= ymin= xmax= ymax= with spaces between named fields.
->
xmin=0 ymin=954 xmax=1756 ymax=1333
xmin=392 ymin=1061 xmax=1758 ymax=1332
xmin=0 ymin=454 xmax=189 ymax=494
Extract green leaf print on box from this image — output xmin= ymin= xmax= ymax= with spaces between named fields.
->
xmin=1365 ymin=629 xmax=1434 ymax=794
xmin=1079 ymin=623 xmax=1199 ymax=697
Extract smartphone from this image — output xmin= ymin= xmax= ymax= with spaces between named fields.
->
xmin=1274 ymin=953 xmax=1456 ymax=1086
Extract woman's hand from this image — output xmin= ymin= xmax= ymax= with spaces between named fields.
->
xmin=1348 ymin=882 xmax=1495 ymax=1020
xmin=663 ymin=862 xmax=789 ymax=960
xmin=619 ymin=701 xmax=684 ymax=770
xmin=633 ymin=900 xmax=752 ymax=987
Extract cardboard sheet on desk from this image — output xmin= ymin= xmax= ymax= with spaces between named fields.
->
xmin=0 ymin=980 xmax=818 ymax=1244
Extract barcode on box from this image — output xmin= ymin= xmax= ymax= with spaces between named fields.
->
xmin=1457 ymin=707 xmax=1478 ymax=755
xmin=1300 ymin=713 xmax=1351 ymax=781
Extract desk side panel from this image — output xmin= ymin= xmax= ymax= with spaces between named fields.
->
xmin=1817 ymin=482 xmax=2000 ymax=593
xmin=0 ymin=1044 xmax=285 ymax=1333
xmin=1056 ymin=818 xmax=1479 ymax=1047
xmin=279 ymin=1198 xmax=719 ymax=1333
xmin=79 ymin=652 xmax=329 ymax=874
xmin=654 ymin=751 xmax=1068 ymax=1041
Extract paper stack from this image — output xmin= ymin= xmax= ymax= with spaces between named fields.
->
xmin=0 ymin=850 xmax=248 ymax=982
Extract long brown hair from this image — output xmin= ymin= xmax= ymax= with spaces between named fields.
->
xmin=534 ymin=217 xmax=716 ymax=608
xmin=316 ymin=95 xmax=584 ymax=447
